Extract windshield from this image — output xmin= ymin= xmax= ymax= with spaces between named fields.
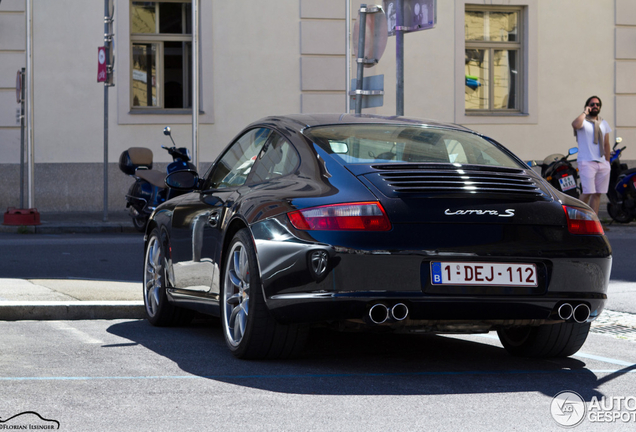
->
xmin=303 ymin=125 xmax=521 ymax=168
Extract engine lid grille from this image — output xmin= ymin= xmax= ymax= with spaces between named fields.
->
xmin=365 ymin=165 xmax=546 ymax=199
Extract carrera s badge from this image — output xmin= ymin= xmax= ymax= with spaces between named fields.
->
xmin=445 ymin=209 xmax=515 ymax=218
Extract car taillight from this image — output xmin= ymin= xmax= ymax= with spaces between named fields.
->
xmin=563 ymin=205 xmax=604 ymax=235
xmin=288 ymin=202 xmax=392 ymax=231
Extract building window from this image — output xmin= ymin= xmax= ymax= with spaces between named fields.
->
xmin=464 ymin=7 xmax=522 ymax=113
xmin=130 ymin=1 xmax=192 ymax=110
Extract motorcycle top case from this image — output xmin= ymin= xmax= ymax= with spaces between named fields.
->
xmin=119 ymin=147 xmax=153 ymax=175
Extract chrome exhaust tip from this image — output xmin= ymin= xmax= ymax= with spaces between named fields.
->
xmin=390 ymin=303 xmax=409 ymax=321
xmin=557 ymin=303 xmax=573 ymax=321
xmin=573 ymin=304 xmax=591 ymax=323
xmin=368 ymin=303 xmax=389 ymax=324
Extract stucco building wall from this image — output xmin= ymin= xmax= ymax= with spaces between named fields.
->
xmin=0 ymin=0 xmax=633 ymax=211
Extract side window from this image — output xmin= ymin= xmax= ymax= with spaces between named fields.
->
xmin=205 ymin=128 xmax=271 ymax=189
xmin=250 ymin=133 xmax=300 ymax=184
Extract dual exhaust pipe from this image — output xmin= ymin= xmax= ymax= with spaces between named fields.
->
xmin=368 ymin=303 xmax=409 ymax=324
xmin=368 ymin=302 xmax=590 ymax=325
xmin=557 ymin=303 xmax=591 ymax=323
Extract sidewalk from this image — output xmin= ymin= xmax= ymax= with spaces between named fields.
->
xmin=0 ymin=278 xmax=145 ymax=320
xmin=0 ymin=210 xmax=138 ymax=234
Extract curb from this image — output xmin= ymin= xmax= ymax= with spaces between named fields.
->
xmin=0 ymin=301 xmax=146 ymax=321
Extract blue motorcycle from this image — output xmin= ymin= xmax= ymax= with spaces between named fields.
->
xmin=607 ymin=137 xmax=636 ymax=223
xmin=119 ymin=127 xmax=197 ymax=232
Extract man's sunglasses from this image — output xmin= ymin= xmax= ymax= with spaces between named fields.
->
xmin=589 ymin=103 xmax=601 ymax=107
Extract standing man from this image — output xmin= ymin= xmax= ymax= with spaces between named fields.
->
xmin=571 ymin=96 xmax=612 ymax=215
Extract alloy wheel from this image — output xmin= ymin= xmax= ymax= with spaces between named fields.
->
xmin=144 ymin=235 xmax=163 ymax=318
xmin=223 ymin=241 xmax=251 ymax=347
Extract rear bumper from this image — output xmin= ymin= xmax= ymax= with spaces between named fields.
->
xmin=266 ymin=291 xmax=607 ymax=326
xmin=250 ymin=217 xmax=611 ymax=327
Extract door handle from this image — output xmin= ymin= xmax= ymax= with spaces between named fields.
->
xmin=208 ymin=211 xmax=220 ymax=227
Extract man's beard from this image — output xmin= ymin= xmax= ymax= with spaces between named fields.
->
xmin=590 ymin=108 xmax=600 ymax=116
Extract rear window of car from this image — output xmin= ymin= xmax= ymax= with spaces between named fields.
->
xmin=303 ymin=125 xmax=521 ymax=168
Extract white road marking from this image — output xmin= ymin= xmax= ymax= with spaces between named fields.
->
xmin=573 ymin=352 xmax=635 ymax=367
xmin=48 ymin=321 xmax=104 ymax=344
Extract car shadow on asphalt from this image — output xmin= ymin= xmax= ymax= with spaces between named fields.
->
xmin=104 ymin=319 xmax=631 ymax=401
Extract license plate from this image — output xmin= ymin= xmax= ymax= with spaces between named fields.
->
xmin=559 ymin=175 xmax=576 ymax=191
xmin=431 ymin=262 xmax=537 ymax=287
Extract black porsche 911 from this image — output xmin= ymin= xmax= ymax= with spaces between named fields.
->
xmin=142 ymin=114 xmax=611 ymax=359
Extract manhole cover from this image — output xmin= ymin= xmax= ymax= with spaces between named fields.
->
xmin=591 ymin=310 xmax=636 ymax=341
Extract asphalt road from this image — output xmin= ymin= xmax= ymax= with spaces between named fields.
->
xmin=602 ymin=226 xmax=636 ymax=314
xmin=0 ymin=319 xmax=635 ymax=431
xmin=0 ymin=226 xmax=635 ymax=311
xmin=0 ymin=227 xmax=635 ymax=430
xmin=0 ymin=233 xmax=144 ymax=282
xmin=0 ymin=226 xmax=634 ymax=282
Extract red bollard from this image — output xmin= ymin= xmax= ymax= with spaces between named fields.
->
xmin=2 ymin=207 xmax=41 ymax=225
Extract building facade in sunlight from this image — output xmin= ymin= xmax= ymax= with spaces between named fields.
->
xmin=0 ymin=0 xmax=634 ymax=211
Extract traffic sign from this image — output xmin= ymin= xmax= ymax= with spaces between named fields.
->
xmin=97 ymin=46 xmax=107 ymax=82
xmin=350 ymin=74 xmax=384 ymax=109
xmin=353 ymin=6 xmax=388 ymax=67
xmin=384 ymin=0 xmax=437 ymax=36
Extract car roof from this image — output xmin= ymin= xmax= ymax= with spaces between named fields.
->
xmin=249 ymin=114 xmax=474 ymax=133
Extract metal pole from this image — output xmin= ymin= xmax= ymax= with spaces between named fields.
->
xmin=19 ymin=68 xmax=25 ymax=209
xmin=345 ymin=0 xmax=351 ymax=112
xmin=191 ymin=0 xmax=199 ymax=172
xmin=103 ymin=85 xmax=109 ymax=221
xmin=26 ymin=0 xmax=34 ymax=209
xmin=355 ymin=5 xmax=367 ymax=115
xmin=396 ymin=0 xmax=404 ymax=116
xmin=103 ymin=0 xmax=110 ymax=222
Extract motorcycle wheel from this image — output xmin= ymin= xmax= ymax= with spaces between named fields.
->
xmin=132 ymin=216 xmax=148 ymax=232
xmin=607 ymin=202 xmax=633 ymax=223
xmin=565 ymin=188 xmax=580 ymax=199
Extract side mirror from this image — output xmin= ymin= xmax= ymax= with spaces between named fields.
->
xmin=616 ymin=137 xmax=623 ymax=144
xmin=163 ymin=126 xmax=178 ymax=147
xmin=165 ymin=170 xmax=199 ymax=190
xmin=568 ymin=147 xmax=578 ymax=156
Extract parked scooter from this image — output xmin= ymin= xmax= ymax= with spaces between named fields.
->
xmin=119 ymin=127 xmax=197 ymax=232
xmin=536 ymin=147 xmax=581 ymax=198
xmin=607 ymin=137 xmax=636 ymax=223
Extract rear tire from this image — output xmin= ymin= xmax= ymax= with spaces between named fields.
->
xmin=132 ymin=216 xmax=148 ymax=233
xmin=497 ymin=322 xmax=591 ymax=358
xmin=565 ymin=187 xmax=580 ymax=199
xmin=221 ymin=229 xmax=307 ymax=359
xmin=143 ymin=228 xmax=193 ymax=326
xmin=607 ymin=202 xmax=633 ymax=223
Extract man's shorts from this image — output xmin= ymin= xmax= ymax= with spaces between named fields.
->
xmin=579 ymin=160 xmax=611 ymax=194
